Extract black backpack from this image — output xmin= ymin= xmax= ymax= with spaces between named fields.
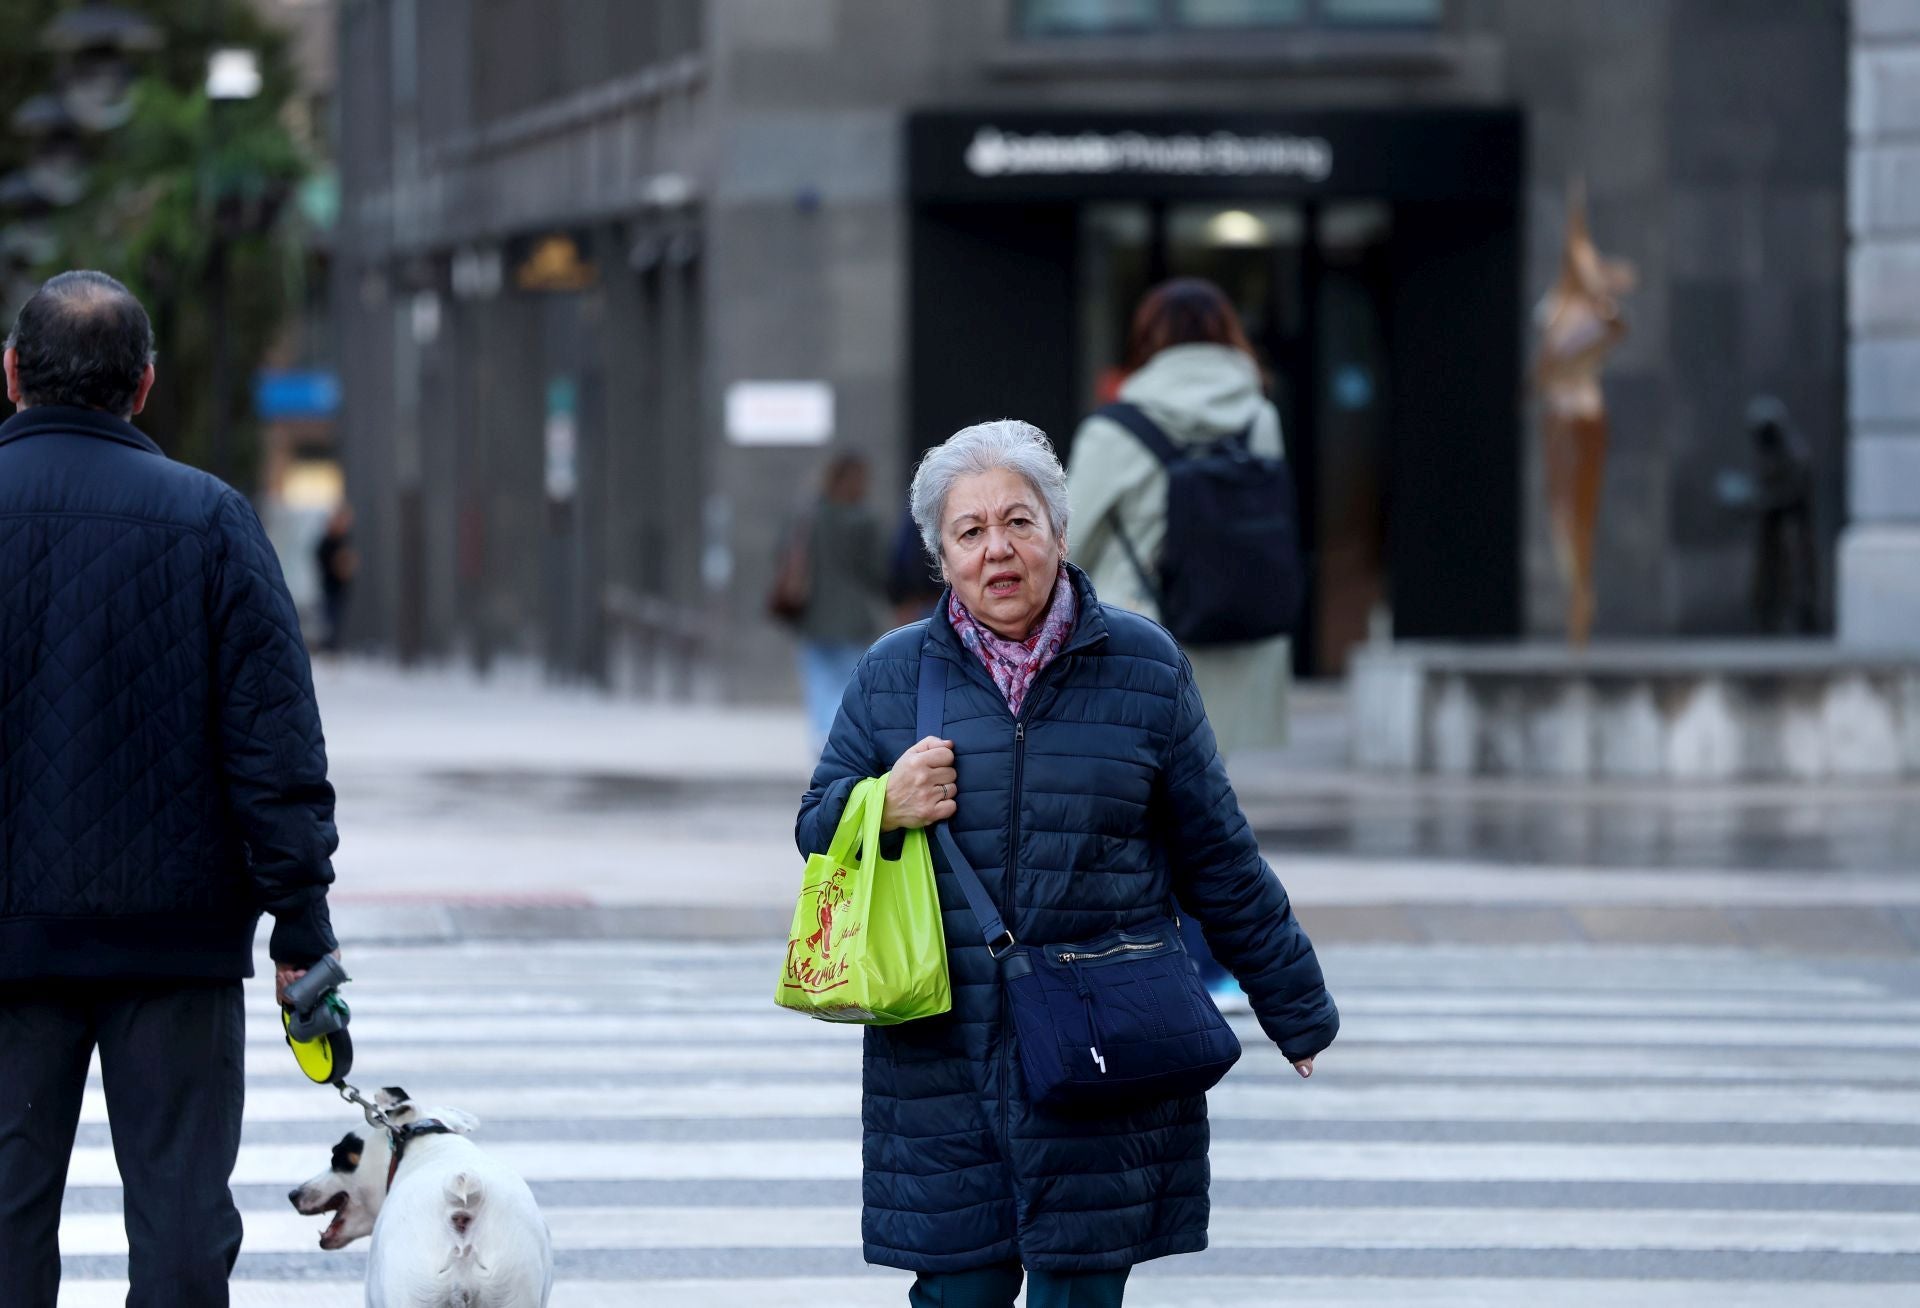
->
xmin=1097 ymin=401 xmax=1305 ymax=646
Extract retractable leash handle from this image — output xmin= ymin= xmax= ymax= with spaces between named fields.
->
xmin=281 ymin=954 xmax=355 ymax=1085
xmin=282 ymin=954 xmax=350 ymax=1033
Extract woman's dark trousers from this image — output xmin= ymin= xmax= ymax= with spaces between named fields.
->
xmin=911 ymin=1264 xmax=1131 ymax=1307
xmin=0 ymin=978 xmax=246 ymax=1308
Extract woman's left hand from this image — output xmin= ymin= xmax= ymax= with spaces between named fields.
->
xmin=1291 ymin=1056 xmax=1315 ymax=1079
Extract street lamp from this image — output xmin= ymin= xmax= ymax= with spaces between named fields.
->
xmin=206 ymin=48 xmax=263 ymax=102
xmin=202 ymin=45 xmax=279 ymax=486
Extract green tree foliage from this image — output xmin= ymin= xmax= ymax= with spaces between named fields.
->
xmin=0 ymin=0 xmax=68 ymax=178
xmin=2 ymin=3 xmax=314 ymax=480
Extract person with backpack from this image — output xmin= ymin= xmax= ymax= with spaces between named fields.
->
xmin=1066 ymin=278 xmax=1304 ymax=1009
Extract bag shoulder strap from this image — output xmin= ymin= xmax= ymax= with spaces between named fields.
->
xmin=1104 ymin=401 xmax=1265 ymax=462
xmin=1095 ymin=402 xmax=1182 ymax=467
xmin=1109 ymin=518 xmax=1159 ymax=609
xmin=1094 ymin=403 xmax=1171 ymax=604
xmin=915 ymin=647 xmax=1017 ymax=956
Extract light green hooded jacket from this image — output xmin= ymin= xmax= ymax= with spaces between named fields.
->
xmin=1066 ymin=342 xmax=1291 ymax=755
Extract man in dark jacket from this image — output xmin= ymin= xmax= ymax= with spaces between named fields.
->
xmin=0 ymin=271 xmax=342 ymax=1307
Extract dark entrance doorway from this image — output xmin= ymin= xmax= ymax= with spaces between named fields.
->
xmin=908 ymin=109 xmax=1524 ymax=675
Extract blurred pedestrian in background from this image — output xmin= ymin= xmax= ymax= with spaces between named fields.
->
xmin=1741 ymin=395 xmax=1818 ymax=634
xmin=771 ymin=451 xmax=887 ymax=748
xmin=314 ymin=502 xmax=358 ymax=655
xmin=885 ymin=505 xmax=945 ymax=625
xmin=798 ymin=419 xmax=1336 ymax=1307
xmin=0 ymin=271 xmax=341 ymax=1308
xmin=1066 ymin=278 xmax=1296 ymax=1012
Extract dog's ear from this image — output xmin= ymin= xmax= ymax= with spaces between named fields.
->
xmin=330 ymin=1132 xmax=366 ymax=1174
xmin=434 ymin=1107 xmax=481 ymax=1135
xmin=374 ymin=1087 xmax=419 ymax=1126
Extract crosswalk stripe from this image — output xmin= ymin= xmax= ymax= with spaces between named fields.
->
xmin=99 ymin=1041 xmax=1917 ymax=1084
xmin=254 ymin=950 xmax=1891 ymax=995
xmin=61 ymin=1139 xmax=1920 ymax=1188
xmin=220 ymin=1010 xmax=1920 ymax=1049
xmin=79 ymin=1081 xmax=1920 ymax=1127
xmin=55 ymin=1205 xmax=1920 ymax=1257
xmin=49 ymin=1276 xmax=1920 ymax=1308
xmin=241 ymin=988 xmax=1920 ymax=1022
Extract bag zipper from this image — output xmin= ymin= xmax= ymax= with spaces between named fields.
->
xmin=1071 ymin=963 xmax=1107 ymax=1075
xmin=1056 ymin=940 xmax=1166 ymax=964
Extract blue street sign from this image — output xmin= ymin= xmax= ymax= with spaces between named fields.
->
xmin=255 ymin=369 xmax=341 ymax=420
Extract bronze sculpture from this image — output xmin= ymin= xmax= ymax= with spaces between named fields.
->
xmin=1534 ymin=182 xmax=1635 ymax=646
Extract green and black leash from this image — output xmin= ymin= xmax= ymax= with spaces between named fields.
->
xmin=282 ymin=954 xmax=356 ymax=1085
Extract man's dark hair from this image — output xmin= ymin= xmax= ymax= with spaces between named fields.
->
xmin=6 ymin=270 xmax=155 ymax=417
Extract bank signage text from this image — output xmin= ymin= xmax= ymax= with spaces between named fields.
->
xmin=964 ymin=126 xmax=1334 ymax=183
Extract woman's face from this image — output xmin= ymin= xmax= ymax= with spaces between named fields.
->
xmin=939 ymin=467 xmax=1064 ymax=640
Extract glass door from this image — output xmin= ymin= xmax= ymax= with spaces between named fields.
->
xmin=1312 ymin=202 xmax=1393 ymax=675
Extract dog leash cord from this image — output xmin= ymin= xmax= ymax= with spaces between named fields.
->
xmin=336 ymin=1080 xmax=394 ymax=1131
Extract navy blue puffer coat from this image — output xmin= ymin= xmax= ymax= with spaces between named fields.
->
xmin=0 ymin=405 xmax=337 ymax=980
xmin=795 ymin=566 xmax=1338 ymax=1274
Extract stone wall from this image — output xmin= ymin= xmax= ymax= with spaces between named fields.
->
xmin=1351 ymin=642 xmax=1920 ymax=780
xmin=1840 ymin=0 xmax=1920 ymax=648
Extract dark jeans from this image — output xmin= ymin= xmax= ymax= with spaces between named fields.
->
xmin=0 ymin=978 xmax=246 ymax=1308
xmin=910 ymin=1264 xmax=1130 ymax=1308
xmin=321 ymin=588 xmax=348 ymax=653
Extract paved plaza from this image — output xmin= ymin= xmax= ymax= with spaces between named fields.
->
xmin=53 ymin=661 xmax=1920 ymax=1304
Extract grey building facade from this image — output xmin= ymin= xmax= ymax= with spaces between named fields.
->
xmin=334 ymin=0 xmax=1851 ymax=699
xmin=1842 ymin=0 xmax=1920 ymax=646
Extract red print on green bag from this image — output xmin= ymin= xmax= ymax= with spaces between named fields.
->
xmin=784 ymin=868 xmax=862 ymax=994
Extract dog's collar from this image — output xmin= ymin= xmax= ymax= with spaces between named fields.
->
xmin=386 ymin=1119 xmax=457 ymax=1191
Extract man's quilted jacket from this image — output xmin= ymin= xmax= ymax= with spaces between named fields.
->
xmin=795 ymin=565 xmax=1338 ymax=1274
xmin=0 ymin=404 xmax=338 ymax=980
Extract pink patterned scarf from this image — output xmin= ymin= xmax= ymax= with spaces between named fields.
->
xmin=948 ymin=566 xmax=1077 ymax=716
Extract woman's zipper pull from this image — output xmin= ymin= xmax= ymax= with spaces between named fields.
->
xmin=1073 ymin=964 xmax=1107 ymax=1075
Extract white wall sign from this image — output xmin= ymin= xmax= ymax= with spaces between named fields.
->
xmin=726 ymin=381 xmax=835 ymax=446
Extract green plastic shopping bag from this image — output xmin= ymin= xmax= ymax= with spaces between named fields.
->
xmin=776 ymin=773 xmax=952 ymax=1024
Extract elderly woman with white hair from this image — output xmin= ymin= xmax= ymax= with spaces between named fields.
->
xmin=796 ymin=419 xmax=1338 ymax=1308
